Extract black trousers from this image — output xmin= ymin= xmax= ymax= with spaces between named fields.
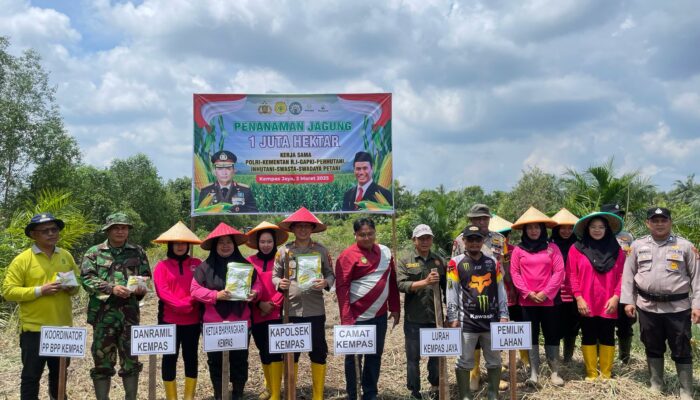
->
xmin=638 ymin=308 xmax=692 ymax=364
xmin=580 ymin=317 xmax=615 ymax=346
xmin=207 ymin=346 xmax=249 ymax=399
xmin=404 ymin=321 xmax=439 ymax=392
xmin=20 ymin=331 xmax=69 ymax=400
xmin=557 ymin=301 xmax=581 ymax=340
xmin=289 ymin=315 xmax=328 ymax=364
xmin=615 ymin=302 xmax=635 ymax=339
xmin=161 ymin=323 xmax=201 ymax=381
xmin=251 ymin=319 xmax=283 ymax=364
xmin=521 ymin=306 xmax=560 ymax=346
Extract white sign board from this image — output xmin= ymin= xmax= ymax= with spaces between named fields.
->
xmin=268 ymin=323 xmax=312 ymax=354
xmin=131 ymin=325 xmax=176 ymax=355
xmin=39 ymin=326 xmax=87 ymax=358
xmin=419 ymin=328 xmax=462 ymax=356
xmin=490 ymin=322 xmax=532 ymax=350
xmin=202 ymin=322 xmax=248 ymax=352
xmin=333 ymin=325 xmax=376 ymax=355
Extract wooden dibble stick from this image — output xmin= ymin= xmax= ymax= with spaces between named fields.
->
xmin=283 ymin=252 xmax=296 ymax=400
xmin=431 ymin=268 xmax=448 ymax=400
xmin=57 ymin=357 xmax=67 ymax=400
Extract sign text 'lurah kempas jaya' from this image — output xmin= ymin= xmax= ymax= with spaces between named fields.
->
xmin=268 ymin=323 xmax=312 ymax=354
xmin=39 ymin=326 xmax=88 ymax=358
xmin=419 ymin=328 xmax=462 ymax=356
xmin=130 ymin=325 xmax=177 ymax=355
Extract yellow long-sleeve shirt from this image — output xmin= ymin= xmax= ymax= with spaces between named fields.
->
xmin=2 ymin=245 xmax=80 ymax=332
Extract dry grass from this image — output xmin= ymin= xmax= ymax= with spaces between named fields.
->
xmin=1 ymin=293 xmax=699 ymax=399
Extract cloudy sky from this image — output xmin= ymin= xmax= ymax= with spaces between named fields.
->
xmin=2 ymin=0 xmax=699 ymax=192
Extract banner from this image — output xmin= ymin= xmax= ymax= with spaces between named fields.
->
xmin=192 ymin=94 xmax=393 ymax=215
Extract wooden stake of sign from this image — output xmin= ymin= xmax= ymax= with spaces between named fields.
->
xmin=509 ymin=350 xmax=517 ymax=400
xmin=355 ymin=355 xmax=362 ymax=397
xmin=57 ymin=357 xmax=67 ymax=400
xmin=148 ymin=354 xmax=157 ymax=400
xmin=222 ymin=350 xmax=230 ymax=399
xmin=431 ymin=268 xmax=448 ymax=400
xmin=283 ymin=252 xmax=296 ymax=400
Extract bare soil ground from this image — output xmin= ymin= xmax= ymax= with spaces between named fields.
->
xmin=1 ymin=289 xmax=697 ymax=399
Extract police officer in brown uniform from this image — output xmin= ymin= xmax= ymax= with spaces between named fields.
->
xmin=621 ymin=207 xmax=699 ymax=400
xmin=197 ymin=151 xmax=257 ymax=212
xmin=451 ymin=204 xmax=507 ymax=391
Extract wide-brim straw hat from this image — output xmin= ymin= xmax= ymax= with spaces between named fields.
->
xmin=573 ymin=212 xmax=623 ymax=239
xmin=511 ymin=206 xmax=557 ymax=229
xmin=245 ymin=221 xmax=289 ymax=249
xmin=153 ymin=221 xmax=202 ymax=244
xmin=200 ymin=222 xmax=247 ymax=250
xmin=551 ymin=208 xmax=579 ymax=227
xmin=488 ymin=214 xmax=513 ymax=233
xmin=278 ymin=207 xmax=327 ymax=233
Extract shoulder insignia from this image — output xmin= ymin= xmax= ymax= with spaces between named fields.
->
xmin=236 ymin=182 xmax=250 ymax=188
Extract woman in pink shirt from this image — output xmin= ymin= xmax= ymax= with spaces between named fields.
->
xmin=152 ymin=222 xmax=202 ymax=400
xmin=568 ymin=212 xmax=625 ymax=380
xmin=191 ymin=223 xmax=259 ymax=400
xmin=510 ymin=207 xmax=565 ymax=387
xmin=245 ymin=221 xmax=288 ymax=400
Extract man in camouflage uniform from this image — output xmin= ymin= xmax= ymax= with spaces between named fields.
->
xmin=451 ymin=204 xmax=507 ymax=391
xmin=197 ymin=150 xmax=257 ymax=212
xmin=81 ymin=213 xmax=151 ymax=400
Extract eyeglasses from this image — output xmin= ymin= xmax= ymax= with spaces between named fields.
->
xmin=33 ymin=227 xmax=60 ymax=235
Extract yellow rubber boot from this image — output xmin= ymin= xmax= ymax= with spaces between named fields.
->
xmin=163 ymin=380 xmax=177 ymax=400
xmin=183 ymin=377 xmax=197 ymax=400
xmin=259 ymin=364 xmax=271 ymax=399
xmin=269 ymin=362 xmax=283 ymax=400
xmin=598 ymin=345 xmax=615 ymax=379
xmin=581 ymin=345 xmax=599 ymax=381
xmin=311 ymin=362 xmax=326 ymax=400
xmin=470 ymin=349 xmax=481 ymax=390
xmin=519 ymin=349 xmax=530 ymax=368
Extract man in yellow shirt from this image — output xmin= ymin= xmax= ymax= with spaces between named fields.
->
xmin=2 ymin=213 xmax=80 ymax=400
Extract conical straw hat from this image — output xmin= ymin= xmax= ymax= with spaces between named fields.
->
xmin=511 ymin=206 xmax=557 ymax=229
xmin=278 ymin=207 xmax=326 ymax=233
xmin=573 ymin=212 xmax=623 ymax=239
xmin=200 ymin=223 xmax=247 ymax=250
xmin=488 ymin=214 xmax=513 ymax=233
xmin=550 ymin=208 xmax=579 ymax=227
xmin=245 ymin=221 xmax=289 ymax=249
xmin=153 ymin=221 xmax=201 ymax=244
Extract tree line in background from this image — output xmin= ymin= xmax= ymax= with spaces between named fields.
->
xmin=2 ymin=35 xmax=700 ymax=284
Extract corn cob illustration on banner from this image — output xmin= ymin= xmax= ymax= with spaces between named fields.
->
xmin=192 ymin=93 xmax=393 ymax=215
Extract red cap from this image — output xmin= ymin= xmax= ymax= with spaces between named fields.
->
xmin=200 ymin=222 xmax=247 ymax=250
xmin=278 ymin=207 xmax=327 ymax=233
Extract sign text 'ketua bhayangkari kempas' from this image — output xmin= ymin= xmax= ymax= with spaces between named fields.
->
xmin=39 ymin=326 xmax=88 ymax=358
xmin=268 ymin=323 xmax=312 ymax=353
xmin=333 ymin=325 xmax=377 ymax=355
xmin=202 ymin=321 xmax=249 ymax=352
xmin=130 ymin=325 xmax=177 ymax=355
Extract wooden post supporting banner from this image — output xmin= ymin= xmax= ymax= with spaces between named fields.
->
xmin=509 ymin=350 xmax=517 ymax=400
xmin=57 ymin=357 xmax=67 ymax=400
xmin=189 ymin=217 xmax=196 ymax=257
xmin=432 ymin=269 xmax=448 ymax=400
xmin=283 ymin=252 xmax=296 ymax=400
xmin=222 ymin=350 xmax=230 ymax=399
xmin=148 ymin=354 xmax=157 ymax=400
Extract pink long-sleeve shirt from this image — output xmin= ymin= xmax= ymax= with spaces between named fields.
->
xmin=567 ymin=246 xmax=625 ymax=319
xmin=510 ymin=243 xmax=565 ymax=307
xmin=190 ymin=263 xmax=262 ymax=326
xmin=248 ymin=254 xmax=284 ymax=323
xmin=153 ymin=257 xmax=202 ymax=325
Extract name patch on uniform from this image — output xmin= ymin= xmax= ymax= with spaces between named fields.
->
xmin=406 ymin=263 xmax=420 ymax=269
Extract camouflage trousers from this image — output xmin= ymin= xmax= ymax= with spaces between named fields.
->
xmin=90 ymin=306 xmax=143 ymax=380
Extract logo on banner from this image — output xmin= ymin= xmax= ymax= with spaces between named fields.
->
xmin=318 ymin=104 xmax=329 ymax=113
xmin=258 ymin=102 xmax=272 ymax=114
xmin=289 ymin=102 xmax=302 ymax=115
xmin=274 ymin=101 xmax=287 ymax=114
xmin=304 ymin=103 xmax=314 ymax=112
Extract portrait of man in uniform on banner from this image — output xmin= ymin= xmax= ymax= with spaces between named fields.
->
xmin=197 ymin=150 xmax=257 ymax=213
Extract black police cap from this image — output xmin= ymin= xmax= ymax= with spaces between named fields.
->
xmin=211 ymin=151 xmax=237 ymax=164
xmin=646 ymin=207 xmax=671 ymax=219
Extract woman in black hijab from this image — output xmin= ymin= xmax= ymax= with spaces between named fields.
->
xmin=567 ymin=212 xmax=625 ymax=381
xmin=191 ymin=223 xmax=258 ymax=400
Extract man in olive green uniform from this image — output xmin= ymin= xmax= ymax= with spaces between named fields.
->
xmin=621 ymin=207 xmax=699 ymax=400
xmin=197 ymin=150 xmax=257 ymax=212
xmin=81 ymin=213 xmax=151 ymax=400
xmin=397 ymin=224 xmax=446 ymax=399
xmin=451 ymin=204 xmax=507 ymax=391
